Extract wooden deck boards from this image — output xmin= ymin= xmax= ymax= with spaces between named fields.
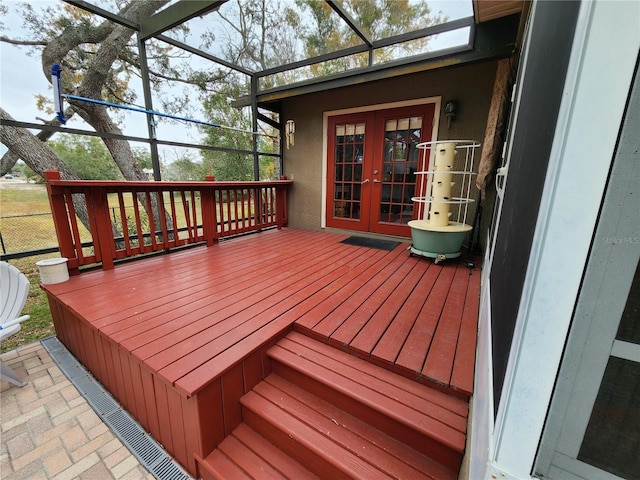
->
xmin=42 ymin=228 xmax=480 ymax=398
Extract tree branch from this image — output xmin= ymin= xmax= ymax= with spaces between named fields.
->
xmin=0 ymin=35 xmax=48 ymax=47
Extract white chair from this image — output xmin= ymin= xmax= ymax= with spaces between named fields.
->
xmin=0 ymin=261 xmax=31 ymax=387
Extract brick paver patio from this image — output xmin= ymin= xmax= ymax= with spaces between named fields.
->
xmin=1 ymin=341 xmax=155 ymax=479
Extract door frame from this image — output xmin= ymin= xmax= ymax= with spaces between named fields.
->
xmin=321 ymin=97 xmax=441 ymax=230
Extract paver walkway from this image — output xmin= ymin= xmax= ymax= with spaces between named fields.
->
xmin=1 ymin=341 xmax=155 ymax=479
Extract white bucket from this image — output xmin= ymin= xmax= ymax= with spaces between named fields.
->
xmin=36 ymin=258 xmax=69 ymax=284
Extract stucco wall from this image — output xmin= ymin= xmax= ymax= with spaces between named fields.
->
xmin=281 ymin=60 xmax=498 ymax=241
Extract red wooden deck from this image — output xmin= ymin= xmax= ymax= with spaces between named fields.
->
xmin=41 ymin=228 xmax=480 ymax=478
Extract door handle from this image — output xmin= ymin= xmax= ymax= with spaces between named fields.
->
xmin=373 ymin=179 xmax=381 ymax=183
xmin=361 ymin=179 xmax=370 ymax=184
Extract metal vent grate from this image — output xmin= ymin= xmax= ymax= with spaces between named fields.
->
xmin=41 ymin=336 xmax=192 ymax=480
xmin=152 ymin=457 xmax=192 ymax=480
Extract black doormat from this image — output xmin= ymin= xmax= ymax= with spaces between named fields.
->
xmin=340 ymin=236 xmax=402 ymax=251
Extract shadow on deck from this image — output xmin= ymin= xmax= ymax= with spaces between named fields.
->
xmin=41 ymin=228 xmax=480 ymax=479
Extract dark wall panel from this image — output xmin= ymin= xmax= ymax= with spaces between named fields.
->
xmin=490 ymin=0 xmax=581 ymax=415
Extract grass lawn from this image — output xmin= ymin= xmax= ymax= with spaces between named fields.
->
xmin=1 ymin=182 xmax=57 ymax=352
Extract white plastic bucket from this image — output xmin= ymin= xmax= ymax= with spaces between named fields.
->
xmin=36 ymin=258 xmax=69 ymax=284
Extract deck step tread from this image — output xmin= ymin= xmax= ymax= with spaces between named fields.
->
xmin=199 ymin=423 xmax=321 ymax=480
xmin=267 ymin=332 xmax=467 ymax=470
xmin=199 ymin=449 xmax=252 ymax=480
xmin=242 ymin=389 xmax=384 ymax=479
xmin=201 ymin=370 xmax=458 ymax=479
xmin=231 ymin=424 xmax=320 ymax=480
xmin=260 ymin=375 xmax=456 ymax=479
xmin=287 ymin=331 xmax=468 ymax=414
xmin=239 ymin=376 xmax=456 ymax=480
xmin=270 ymin=332 xmax=468 ymax=435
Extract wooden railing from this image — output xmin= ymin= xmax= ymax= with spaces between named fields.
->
xmin=44 ymin=170 xmax=292 ymax=272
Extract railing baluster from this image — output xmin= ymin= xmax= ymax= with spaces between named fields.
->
xmin=241 ymin=188 xmax=248 ymax=230
xmin=117 ymin=192 xmax=132 ymax=256
xmin=155 ymin=190 xmax=169 ymax=249
xmin=180 ymin=191 xmax=193 ymax=242
xmin=267 ymin=187 xmax=274 ymax=225
xmin=144 ymin=191 xmax=157 ymax=250
xmin=227 ymin=190 xmax=232 ymax=233
xmin=238 ymin=189 xmax=243 ymax=231
xmin=253 ymin=187 xmax=260 ymax=230
xmin=131 ymin=190 xmax=143 ymax=255
xmin=64 ymin=189 xmax=84 ymax=266
xmin=193 ymin=191 xmax=202 ymax=241
xmin=168 ymin=191 xmax=180 ymax=245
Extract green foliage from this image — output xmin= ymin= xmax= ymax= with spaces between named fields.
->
xmin=294 ymin=0 xmax=442 ymax=75
xmin=49 ymin=134 xmax=121 ymax=180
xmin=200 ymin=83 xmax=256 ymax=181
xmin=132 ymin=147 xmax=153 ymax=171
xmin=163 ymin=156 xmax=207 ymax=181
xmin=201 ymin=150 xmax=255 ymax=182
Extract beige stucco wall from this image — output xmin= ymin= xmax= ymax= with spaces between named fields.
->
xmin=281 ymin=60 xmax=498 ymax=240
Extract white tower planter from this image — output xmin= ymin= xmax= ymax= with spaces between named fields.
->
xmin=408 ymin=140 xmax=480 ymax=263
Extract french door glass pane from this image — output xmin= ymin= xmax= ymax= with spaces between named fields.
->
xmin=333 ymin=123 xmax=365 ymax=220
xmin=379 ymin=116 xmax=421 ymax=224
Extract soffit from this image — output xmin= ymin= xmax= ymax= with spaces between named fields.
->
xmin=473 ymin=0 xmax=525 ymax=23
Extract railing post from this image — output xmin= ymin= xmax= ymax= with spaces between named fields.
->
xmin=88 ymin=186 xmax=115 ymax=270
xmin=44 ymin=170 xmax=79 ymax=275
xmin=276 ymin=183 xmax=287 ymax=229
xmin=202 ymin=175 xmax=218 ymax=245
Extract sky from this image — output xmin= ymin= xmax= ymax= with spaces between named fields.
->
xmin=0 ymin=0 xmax=473 ymax=160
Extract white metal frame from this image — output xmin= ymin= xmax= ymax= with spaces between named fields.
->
xmin=535 ymin=24 xmax=640 ymax=480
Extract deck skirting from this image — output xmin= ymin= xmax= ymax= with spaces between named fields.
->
xmin=47 ymin=291 xmax=290 ymax=475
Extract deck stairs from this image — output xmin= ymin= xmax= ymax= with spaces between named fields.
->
xmin=197 ymin=331 xmax=469 ymax=479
